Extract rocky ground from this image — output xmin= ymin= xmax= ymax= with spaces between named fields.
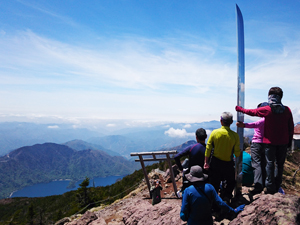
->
xmin=56 ymin=150 xmax=300 ymax=225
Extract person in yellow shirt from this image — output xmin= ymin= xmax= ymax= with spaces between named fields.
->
xmin=204 ymin=112 xmax=241 ymax=202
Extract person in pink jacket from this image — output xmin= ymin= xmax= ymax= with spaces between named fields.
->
xmin=236 ymin=102 xmax=268 ymax=194
xmin=236 ymin=87 xmax=294 ymax=194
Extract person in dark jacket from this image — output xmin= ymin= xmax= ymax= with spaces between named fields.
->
xmin=236 ymin=87 xmax=294 ymax=194
xmin=174 ymin=128 xmax=207 ymax=194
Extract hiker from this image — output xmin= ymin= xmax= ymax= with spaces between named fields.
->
xmin=236 ymin=87 xmax=294 ymax=194
xmin=204 ymin=112 xmax=241 ymax=203
xmin=150 ymin=180 xmax=162 ymax=205
xmin=236 ymin=102 xmax=268 ymax=194
xmin=241 ymin=148 xmax=254 ymax=186
xmin=174 ymin=128 xmax=207 ymax=194
xmin=180 ymin=165 xmax=245 ymax=225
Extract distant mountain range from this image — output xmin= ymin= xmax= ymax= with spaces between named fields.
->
xmin=86 ymin=129 xmax=209 ymax=159
xmin=0 ymin=143 xmax=140 ymax=199
xmin=0 ymin=122 xmax=102 ymax=156
xmin=0 ymin=137 xmax=202 ymax=199
xmin=63 ymin=139 xmax=121 ymax=156
xmin=0 ymin=120 xmax=255 ymax=159
xmin=159 ymin=140 xmax=197 ymax=152
xmin=0 ymin=118 xmax=263 ymax=200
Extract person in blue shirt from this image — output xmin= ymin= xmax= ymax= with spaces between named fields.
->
xmin=174 ymin=128 xmax=207 ymax=194
xmin=242 ymin=149 xmax=254 ymax=186
xmin=180 ymin=165 xmax=245 ymax=225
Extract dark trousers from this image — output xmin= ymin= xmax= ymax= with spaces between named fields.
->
xmin=251 ymin=142 xmax=266 ymax=190
xmin=181 ymin=168 xmax=191 ymax=192
xmin=265 ymin=144 xmax=288 ymax=192
xmin=208 ymin=157 xmax=235 ymax=199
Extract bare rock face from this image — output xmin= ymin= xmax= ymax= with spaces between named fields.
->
xmin=64 ymin=183 xmax=185 ymax=225
xmin=62 ymin=169 xmax=300 ymax=225
xmin=230 ymin=193 xmax=300 ymax=225
xmin=122 ymin=201 xmax=182 ymax=225
xmin=164 ymin=165 xmax=180 ymax=183
xmin=55 ymin=217 xmax=71 ymax=225
xmin=66 ymin=211 xmax=98 ymax=225
xmin=89 ymin=217 xmax=106 ymax=225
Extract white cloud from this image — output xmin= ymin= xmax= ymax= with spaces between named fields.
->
xmin=72 ymin=125 xmax=80 ymax=129
xmin=106 ymin=124 xmax=116 ymax=127
xmin=292 ymin=108 xmax=300 ymax=125
xmin=0 ymin=29 xmax=299 ymax=123
xmin=17 ymin=1 xmax=78 ymax=27
xmin=164 ymin=127 xmax=194 ymax=138
xmin=183 ymin=124 xmax=191 ymax=128
xmin=47 ymin=125 xmax=59 ymax=129
xmin=205 ymin=129 xmax=212 ymax=137
xmin=0 ymin=31 xmax=236 ymax=91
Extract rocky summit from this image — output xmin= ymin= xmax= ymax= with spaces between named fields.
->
xmin=231 ymin=193 xmax=300 ymax=225
xmin=56 ymin=166 xmax=300 ymax=225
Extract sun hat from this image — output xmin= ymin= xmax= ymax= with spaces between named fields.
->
xmin=185 ymin=165 xmax=208 ymax=182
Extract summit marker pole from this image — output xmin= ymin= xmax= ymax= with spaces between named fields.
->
xmin=235 ymin=4 xmax=245 ymax=197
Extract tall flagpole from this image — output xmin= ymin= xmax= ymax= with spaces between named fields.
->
xmin=235 ymin=4 xmax=245 ymax=197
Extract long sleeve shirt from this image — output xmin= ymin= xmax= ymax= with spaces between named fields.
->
xmin=174 ymin=143 xmax=206 ymax=171
xmin=180 ymin=183 xmax=235 ymax=225
xmin=242 ymin=151 xmax=254 ymax=185
xmin=244 ymin=118 xmax=265 ymax=143
xmin=236 ymin=105 xmax=294 ymax=145
xmin=205 ymin=126 xmax=240 ymax=162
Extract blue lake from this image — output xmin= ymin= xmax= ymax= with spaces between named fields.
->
xmin=11 ymin=175 xmax=125 ymax=198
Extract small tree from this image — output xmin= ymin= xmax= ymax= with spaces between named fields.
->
xmin=37 ymin=206 xmax=45 ymax=225
xmin=77 ymin=177 xmax=90 ymax=207
xmin=26 ymin=204 xmax=35 ymax=225
xmin=55 ymin=209 xmax=63 ymax=222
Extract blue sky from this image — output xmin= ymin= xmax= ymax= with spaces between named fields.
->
xmin=0 ymin=0 xmax=300 ymax=130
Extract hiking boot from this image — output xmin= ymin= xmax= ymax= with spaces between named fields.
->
xmin=213 ymin=210 xmax=226 ymax=222
xmin=222 ymin=196 xmax=231 ymax=205
xmin=263 ymin=187 xmax=275 ymax=195
xmin=249 ymin=187 xmax=263 ymax=195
